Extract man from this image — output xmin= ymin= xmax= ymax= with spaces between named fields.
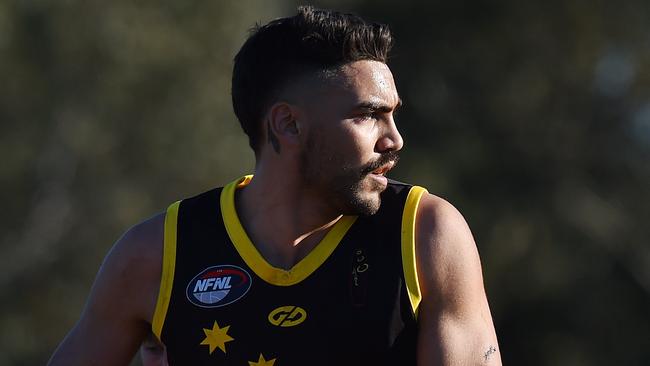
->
xmin=48 ymin=6 xmax=501 ymax=365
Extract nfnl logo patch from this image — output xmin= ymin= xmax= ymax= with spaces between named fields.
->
xmin=186 ymin=265 xmax=252 ymax=308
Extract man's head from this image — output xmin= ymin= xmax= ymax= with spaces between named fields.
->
xmin=301 ymin=59 xmax=404 ymax=215
xmin=232 ymin=6 xmax=394 ymax=154
xmin=232 ymin=7 xmax=402 ymax=215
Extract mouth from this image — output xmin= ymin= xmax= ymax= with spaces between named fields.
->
xmin=369 ymin=161 xmax=396 ymax=177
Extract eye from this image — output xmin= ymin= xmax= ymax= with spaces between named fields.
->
xmin=354 ymin=112 xmax=377 ymax=122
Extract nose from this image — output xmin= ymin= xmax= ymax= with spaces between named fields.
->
xmin=375 ymin=117 xmax=404 ymax=153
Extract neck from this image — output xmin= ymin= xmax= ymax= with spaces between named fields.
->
xmin=235 ymin=163 xmax=343 ymax=269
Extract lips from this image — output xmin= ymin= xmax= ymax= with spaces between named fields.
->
xmin=362 ymin=151 xmax=400 ymax=177
xmin=370 ymin=161 xmax=396 ymax=176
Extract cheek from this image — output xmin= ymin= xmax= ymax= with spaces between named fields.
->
xmin=330 ymin=129 xmax=366 ymax=164
xmin=344 ymin=124 xmax=378 ymax=158
xmin=308 ymin=120 xmax=378 ymax=168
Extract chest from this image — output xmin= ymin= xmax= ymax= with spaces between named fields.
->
xmin=159 ymin=188 xmax=417 ymax=365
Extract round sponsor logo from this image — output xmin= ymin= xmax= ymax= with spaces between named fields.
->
xmin=186 ymin=265 xmax=252 ymax=308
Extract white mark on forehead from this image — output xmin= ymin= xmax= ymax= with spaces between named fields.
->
xmin=370 ymin=67 xmax=390 ymax=89
xmin=365 ymin=62 xmax=398 ymax=105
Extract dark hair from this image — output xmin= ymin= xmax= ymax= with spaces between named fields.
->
xmin=231 ymin=6 xmax=394 ymax=153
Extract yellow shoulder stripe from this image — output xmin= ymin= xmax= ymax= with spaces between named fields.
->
xmin=152 ymin=200 xmax=180 ymax=340
xmin=401 ymin=186 xmax=428 ymax=317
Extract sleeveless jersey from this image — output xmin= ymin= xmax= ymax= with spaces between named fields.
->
xmin=151 ymin=176 xmax=428 ymax=365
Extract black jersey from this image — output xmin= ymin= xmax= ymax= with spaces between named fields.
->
xmin=151 ymin=176 xmax=428 ymax=365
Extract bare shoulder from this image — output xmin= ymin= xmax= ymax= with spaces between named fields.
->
xmin=415 ymin=193 xmax=472 ymax=236
xmin=415 ymin=193 xmax=481 ymax=291
xmin=47 ymin=212 xmax=167 ymax=366
xmin=102 ymin=212 xmax=166 ymax=322
xmin=108 ymin=213 xmax=165 ymax=277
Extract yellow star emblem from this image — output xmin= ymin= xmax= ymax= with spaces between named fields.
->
xmin=248 ymin=353 xmax=276 ymax=366
xmin=199 ymin=321 xmax=234 ymax=354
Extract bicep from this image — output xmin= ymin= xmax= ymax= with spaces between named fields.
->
xmin=48 ymin=215 xmax=164 ymax=366
xmin=415 ymin=195 xmax=501 ymax=365
xmin=417 ymin=298 xmax=499 ymax=365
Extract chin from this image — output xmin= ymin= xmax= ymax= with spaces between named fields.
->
xmin=342 ymin=189 xmax=382 ymax=216
xmin=323 ymin=170 xmax=387 ymax=216
xmin=342 ymin=175 xmax=388 ymax=215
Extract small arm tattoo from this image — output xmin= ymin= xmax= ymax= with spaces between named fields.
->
xmin=484 ymin=345 xmax=497 ymax=361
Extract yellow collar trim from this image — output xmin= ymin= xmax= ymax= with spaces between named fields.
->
xmin=220 ymin=175 xmax=357 ymax=286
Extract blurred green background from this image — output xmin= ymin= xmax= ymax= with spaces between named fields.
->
xmin=1 ymin=0 xmax=649 ymax=365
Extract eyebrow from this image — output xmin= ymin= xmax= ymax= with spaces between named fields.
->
xmin=355 ymin=97 xmax=403 ymax=113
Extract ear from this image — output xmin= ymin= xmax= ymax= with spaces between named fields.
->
xmin=265 ymin=102 xmax=301 ymax=152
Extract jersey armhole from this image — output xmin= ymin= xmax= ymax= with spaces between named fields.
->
xmin=401 ymin=186 xmax=428 ymax=318
xmin=151 ymin=200 xmax=180 ymax=341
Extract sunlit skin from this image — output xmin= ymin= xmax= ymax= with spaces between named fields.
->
xmin=47 ymin=60 xmax=501 ymax=366
xmin=298 ymin=62 xmax=403 ymax=216
xmin=235 ymin=60 xmax=403 ymax=269
xmin=236 ymin=60 xmax=501 ymax=364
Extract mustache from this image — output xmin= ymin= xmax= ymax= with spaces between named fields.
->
xmin=361 ymin=151 xmax=400 ymax=175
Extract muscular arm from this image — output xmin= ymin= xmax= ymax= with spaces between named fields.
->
xmin=47 ymin=213 xmax=164 ymax=366
xmin=415 ymin=194 xmax=501 ymax=365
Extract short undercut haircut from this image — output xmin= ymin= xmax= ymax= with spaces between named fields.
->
xmin=231 ymin=6 xmax=394 ymax=153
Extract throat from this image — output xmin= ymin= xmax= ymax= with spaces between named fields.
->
xmin=263 ymin=228 xmax=332 ymax=270
xmin=234 ymin=178 xmax=345 ymax=270
xmin=248 ymin=217 xmax=340 ymax=270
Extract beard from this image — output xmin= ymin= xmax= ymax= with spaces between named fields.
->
xmin=300 ymin=135 xmax=400 ymax=216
